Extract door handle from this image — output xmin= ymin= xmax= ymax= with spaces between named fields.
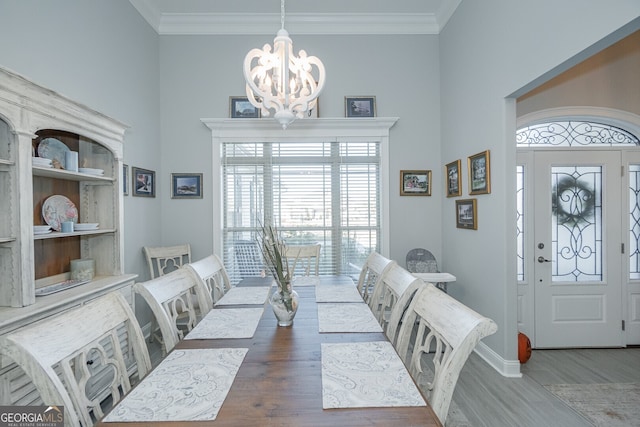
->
xmin=537 ymin=256 xmax=551 ymax=263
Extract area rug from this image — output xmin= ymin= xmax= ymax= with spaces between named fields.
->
xmin=544 ymin=383 xmax=640 ymax=427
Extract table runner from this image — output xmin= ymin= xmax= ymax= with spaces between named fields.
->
xmin=215 ymin=286 xmax=271 ymax=306
xmin=315 ymin=284 xmax=363 ymax=303
xmin=103 ymin=348 xmax=248 ymax=422
xmin=321 ymin=341 xmax=426 ymax=409
xmin=317 ymin=303 xmax=383 ymax=333
xmin=185 ymin=307 xmax=264 ymax=339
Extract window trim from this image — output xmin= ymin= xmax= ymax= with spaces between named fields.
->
xmin=202 ymin=117 xmax=399 ymax=259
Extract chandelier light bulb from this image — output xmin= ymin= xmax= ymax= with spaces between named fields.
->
xmin=243 ymin=1 xmax=325 ymax=129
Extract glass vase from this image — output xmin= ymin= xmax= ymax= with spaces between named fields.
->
xmin=269 ymin=287 xmax=299 ymax=327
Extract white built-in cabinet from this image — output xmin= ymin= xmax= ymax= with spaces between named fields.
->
xmin=0 ymin=66 xmax=137 ymax=405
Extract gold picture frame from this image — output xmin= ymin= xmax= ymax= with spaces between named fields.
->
xmin=400 ymin=170 xmax=432 ymax=196
xmin=456 ymin=199 xmax=477 ymax=230
xmin=445 ymin=159 xmax=461 ymax=197
xmin=468 ymin=150 xmax=491 ymax=195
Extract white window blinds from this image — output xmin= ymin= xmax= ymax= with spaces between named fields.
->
xmin=222 ymin=140 xmax=381 ymax=284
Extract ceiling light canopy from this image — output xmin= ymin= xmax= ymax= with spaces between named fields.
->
xmin=243 ymin=0 xmax=326 ymax=129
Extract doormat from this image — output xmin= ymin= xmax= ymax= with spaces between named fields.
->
xmin=544 ymin=383 xmax=640 ymax=427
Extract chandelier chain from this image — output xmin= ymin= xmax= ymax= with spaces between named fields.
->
xmin=281 ymin=0 xmax=285 ymax=30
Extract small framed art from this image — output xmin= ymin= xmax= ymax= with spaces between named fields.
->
xmin=171 ymin=173 xmax=203 ymax=199
xmin=400 ymin=170 xmax=432 ymax=196
xmin=468 ymin=150 xmax=491 ymax=195
xmin=132 ymin=166 xmax=155 ymax=197
xmin=230 ymin=97 xmax=261 ymax=118
xmin=123 ymin=164 xmax=129 ymax=196
xmin=456 ymin=199 xmax=477 ymax=230
xmin=445 ymin=159 xmax=461 ymax=197
xmin=345 ymin=96 xmax=376 ymax=118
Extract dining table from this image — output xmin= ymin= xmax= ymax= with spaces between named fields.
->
xmin=98 ymin=276 xmax=442 ymax=427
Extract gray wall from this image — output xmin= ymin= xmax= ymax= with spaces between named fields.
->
xmin=2 ymin=0 xmax=640 ymax=367
xmin=440 ymin=0 xmax=640 ymax=362
xmin=158 ymin=34 xmax=441 ymax=262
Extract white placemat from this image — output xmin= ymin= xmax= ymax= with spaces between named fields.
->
xmin=292 ymin=276 xmax=320 ymax=286
xmin=215 ymin=286 xmax=271 ymax=306
xmin=321 ymin=341 xmax=426 ymax=409
xmin=103 ymin=348 xmax=248 ymax=422
xmin=317 ymin=303 xmax=383 ymax=333
xmin=315 ymin=284 xmax=363 ymax=303
xmin=185 ymin=307 xmax=264 ymax=339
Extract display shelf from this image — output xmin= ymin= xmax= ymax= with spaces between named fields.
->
xmin=32 ymin=165 xmax=113 ymax=182
xmin=33 ymin=228 xmax=115 ymax=240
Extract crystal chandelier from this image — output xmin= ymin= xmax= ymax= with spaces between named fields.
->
xmin=243 ymin=0 xmax=326 ymax=129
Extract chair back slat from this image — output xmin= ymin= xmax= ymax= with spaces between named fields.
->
xmin=285 ymin=243 xmax=321 ymax=276
xmin=356 ymin=252 xmax=395 ymax=303
xmin=186 ymin=254 xmax=232 ymax=303
xmin=143 ymin=244 xmax=191 ymax=279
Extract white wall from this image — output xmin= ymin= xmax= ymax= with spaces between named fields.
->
xmin=158 ymin=34 xmax=442 ymax=263
xmin=440 ymin=0 xmax=640 ymax=367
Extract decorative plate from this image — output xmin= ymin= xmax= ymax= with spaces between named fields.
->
xmin=42 ymin=195 xmax=78 ymax=231
xmin=78 ymin=168 xmax=104 ymax=175
xmin=38 ymin=138 xmax=70 ymax=169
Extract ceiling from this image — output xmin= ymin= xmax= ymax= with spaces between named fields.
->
xmin=128 ymin=0 xmax=462 ymax=35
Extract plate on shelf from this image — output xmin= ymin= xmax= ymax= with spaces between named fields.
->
xmin=74 ymin=223 xmax=99 ymax=231
xmin=78 ymin=168 xmax=104 ymax=176
xmin=38 ymin=138 xmax=70 ymax=169
xmin=42 ymin=195 xmax=78 ymax=231
xmin=33 ymin=225 xmax=51 ymax=233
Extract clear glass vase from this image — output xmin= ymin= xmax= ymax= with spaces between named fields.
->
xmin=269 ymin=287 xmax=299 ymax=327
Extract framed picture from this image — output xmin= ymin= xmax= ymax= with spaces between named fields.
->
xmin=400 ymin=170 xmax=432 ymax=196
xmin=123 ymin=164 xmax=129 ymax=196
xmin=468 ymin=150 xmax=491 ymax=195
xmin=456 ymin=199 xmax=478 ymax=230
xmin=230 ymin=97 xmax=261 ymax=118
xmin=171 ymin=173 xmax=203 ymax=199
xmin=445 ymin=159 xmax=461 ymax=197
xmin=345 ymin=96 xmax=376 ymax=118
xmin=132 ymin=166 xmax=155 ymax=197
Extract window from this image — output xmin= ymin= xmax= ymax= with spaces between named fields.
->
xmin=203 ymin=118 xmax=397 ymax=285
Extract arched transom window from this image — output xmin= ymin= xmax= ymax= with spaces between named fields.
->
xmin=516 ymin=120 xmax=639 ymax=147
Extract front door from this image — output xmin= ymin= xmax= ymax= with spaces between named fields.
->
xmin=533 ymin=150 xmax=623 ymax=348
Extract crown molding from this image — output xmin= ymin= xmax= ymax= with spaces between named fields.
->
xmin=129 ymin=0 xmax=458 ymax=35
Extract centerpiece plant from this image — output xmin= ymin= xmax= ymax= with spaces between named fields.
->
xmin=257 ymin=222 xmax=298 ymax=316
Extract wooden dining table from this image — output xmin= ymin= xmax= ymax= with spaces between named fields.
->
xmin=99 ymin=276 xmax=442 ymax=427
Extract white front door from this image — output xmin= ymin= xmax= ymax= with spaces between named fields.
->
xmin=533 ymin=150 xmax=623 ymax=348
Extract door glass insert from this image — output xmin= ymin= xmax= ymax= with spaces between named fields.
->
xmin=516 ymin=165 xmax=524 ymax=281
xmin=551 ymin=166 xmax=602 ymax=282
xmin=630 ymin=164 xmax=640 ymax=280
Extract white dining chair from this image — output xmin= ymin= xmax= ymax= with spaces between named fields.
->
xmin=185 ymin=254 xmax=232 ymax=304
xmin=143 ymin=243 xmax=191 ymax=279
xmin=356 ymin=251 xmax=395 ymax=303
xmin=134 ymin=267 xmax=212 ymax=355
xmin=285 ymin=243 xmax=321 ymax=276
xmin=0 ymin=292 xmax=151 ymax=427
xmin=394 ymin=283 xmax=498 ymax=425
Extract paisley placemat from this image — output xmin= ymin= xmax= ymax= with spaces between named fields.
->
xmin=321 ymin=341 xmax=426 ymax=409
xmin=215 ymin=286 xmax=271 ymax=306
xmin=185 ymin=307 xmax=264 ymax=339
xmin=103 ymin=348 xmax=248 ymax=422
xmin=315 ymin=284 xmax=363 ymax=303
xmin=317 ymin=303 xmax=382 ymax=333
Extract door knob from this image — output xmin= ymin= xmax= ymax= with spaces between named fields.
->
xmin=537 ymin=256 xmax=551 ymax=263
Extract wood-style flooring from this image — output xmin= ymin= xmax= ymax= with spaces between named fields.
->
xmin=452 ymin=347 xmax=640 ymax=427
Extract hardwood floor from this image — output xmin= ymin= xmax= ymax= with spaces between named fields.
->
xmin=452 ymin=347 xmax=640 ymax=427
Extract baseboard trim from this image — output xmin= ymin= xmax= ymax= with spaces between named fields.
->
xmin=474 ymin=341 xmax=522 ymax=378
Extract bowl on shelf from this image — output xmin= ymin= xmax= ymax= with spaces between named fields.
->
xmin=74 ymin=223 xmax=99 ymax=231
xmin=33 ymin=225 xmax=51 ymax=234
xmin=32 ymin=157 xmax=53 ymax=167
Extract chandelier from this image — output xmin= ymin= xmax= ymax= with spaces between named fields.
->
xmin=243 ymin=0 xmax=326 ymax=129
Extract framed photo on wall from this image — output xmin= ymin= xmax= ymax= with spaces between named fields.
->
xmin=468 ymin=150 xmax=491 ymax=195
xmin=400 ymin=170 xmax=432 ymax=196
xmin=445 ymin=159 xmax=461 ymax=197
xmin=456 ymin=199 xmax=477 ymax=230
xmin=345 ymin=96 xmax=376 ymax=118
xmin=171 ymin=173 xmax=203 ymax=199
xmin=132 ymin=166 xmax=155 ymax=197
xmin=230 ymin=97 xmax=261 ymax=118
xmin=123 ymin=164 xmax=129 ymax=196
